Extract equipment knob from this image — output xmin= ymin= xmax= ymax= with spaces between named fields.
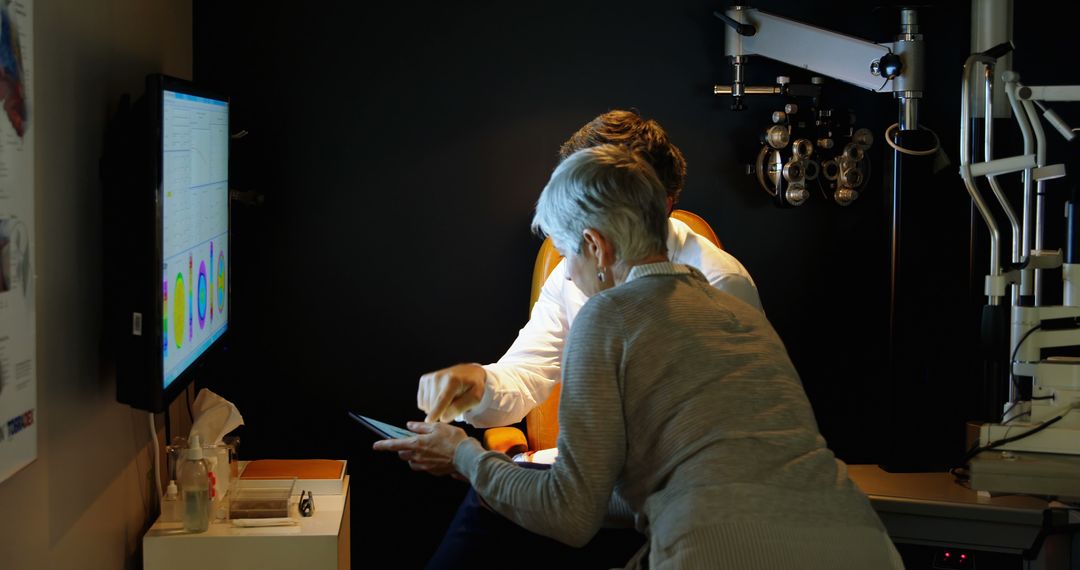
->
xmin=784 ymin=103 xmax=799 ymax=115
xmin=765 ymin=125 xmax=790 ymax=149
xmin=786 ymin=184 xmax=809 ymax=206
xmin=772 ymin=111 xmax=787 ymax=124
xmin=853 ymin=128 xmax=874 ymax=148
xmin=776 ymin=76 xmax=790 ymax=85
xmin=879 ymin=53 xmax=903 ymax=79
xmin=834 ymin=187 xmax=859 ymax=206
xmin=811 ymin=76 xmax=824 ymax=85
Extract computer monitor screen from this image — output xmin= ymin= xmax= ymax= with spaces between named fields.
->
xmin=107 ymin=75 xmax=231 ymax=413
xmin=160 ymin=87 xmax=229 ymax=390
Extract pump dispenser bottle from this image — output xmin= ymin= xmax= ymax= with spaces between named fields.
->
xmin=180 ymin=434 xmax=210 ymax=532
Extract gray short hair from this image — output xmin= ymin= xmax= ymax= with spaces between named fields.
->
xmin=532 ymin=145 xmax=668 ymax=262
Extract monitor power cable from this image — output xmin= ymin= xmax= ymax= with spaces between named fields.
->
xmin=149 ymin=412 xmax=163 ymax=505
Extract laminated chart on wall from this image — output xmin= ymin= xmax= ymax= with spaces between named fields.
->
xmin=160 ymin=85 xmax=229 ymax=388
xmin=0 ymin=0 xmax=35 ymax=485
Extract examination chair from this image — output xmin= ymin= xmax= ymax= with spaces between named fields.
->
xmin=482 ymin=209 xmax=723 ymax=457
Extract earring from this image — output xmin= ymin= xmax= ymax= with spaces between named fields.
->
xmin=597 ymin=269 xmax=606 ymax=283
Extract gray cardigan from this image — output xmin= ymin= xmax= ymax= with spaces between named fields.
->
xmin=454 ymin=263 xmax=902 ymax=569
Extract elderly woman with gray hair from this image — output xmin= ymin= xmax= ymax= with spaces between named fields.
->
xmin=375 ymin=144 xmax=902 ymax=569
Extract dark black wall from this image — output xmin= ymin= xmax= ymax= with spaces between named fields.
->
xmin=192 ymin=1 xmax=1077 ymax=566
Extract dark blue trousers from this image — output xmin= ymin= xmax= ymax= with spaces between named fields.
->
xmin=426 ymin=485 xmax=645 ymax=569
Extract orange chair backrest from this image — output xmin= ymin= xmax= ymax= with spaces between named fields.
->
xmin=525 ymin=209 xmax=722 ymax=451
xmin=671 ymin=209 xmax=723 ymax=251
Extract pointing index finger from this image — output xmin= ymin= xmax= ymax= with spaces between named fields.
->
xmin=427 ymin=387 xmax=457 ymax=424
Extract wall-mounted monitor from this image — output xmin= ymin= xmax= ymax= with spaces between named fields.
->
xmin=104 ymin=74 xmax=230 ymax=413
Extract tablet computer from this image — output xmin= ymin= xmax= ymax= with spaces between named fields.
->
xmin=348 ymin=411 xmax=415 ymax=440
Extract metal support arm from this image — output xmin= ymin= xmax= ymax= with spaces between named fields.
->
xmin=722 ymin=7 xmax=920 ymax=94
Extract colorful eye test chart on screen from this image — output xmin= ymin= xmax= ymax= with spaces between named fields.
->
xmin=160 ymin=89 xmax=229 ymax=389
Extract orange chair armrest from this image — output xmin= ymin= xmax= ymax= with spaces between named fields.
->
xmin=483 ymin=427 xmax=528 ymax=456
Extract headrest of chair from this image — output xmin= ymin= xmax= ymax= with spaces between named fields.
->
xmin=530 ymin=237 xmax=563 ymax=310
xmin=671 ymin=209 xmax=722 ymax=250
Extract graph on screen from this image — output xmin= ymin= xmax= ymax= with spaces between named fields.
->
xmin=161 ymin=90 xmax=228 ymax=388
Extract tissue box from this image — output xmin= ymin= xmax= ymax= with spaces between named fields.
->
xmin=238 ymin=459 xmax=347 ymax=495
xmin=228 ymin=478 xmax=294 ymax=519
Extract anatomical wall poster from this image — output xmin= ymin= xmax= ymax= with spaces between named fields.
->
xmin=0 ymin=0 xmax=34 ymax=485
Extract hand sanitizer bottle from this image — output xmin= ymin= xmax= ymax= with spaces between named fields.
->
xmin=180 ymin=434 xmax=210 ymax=533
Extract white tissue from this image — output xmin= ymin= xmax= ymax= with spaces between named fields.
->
xmin=188 ymin=388 xmax=244 ymax=446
